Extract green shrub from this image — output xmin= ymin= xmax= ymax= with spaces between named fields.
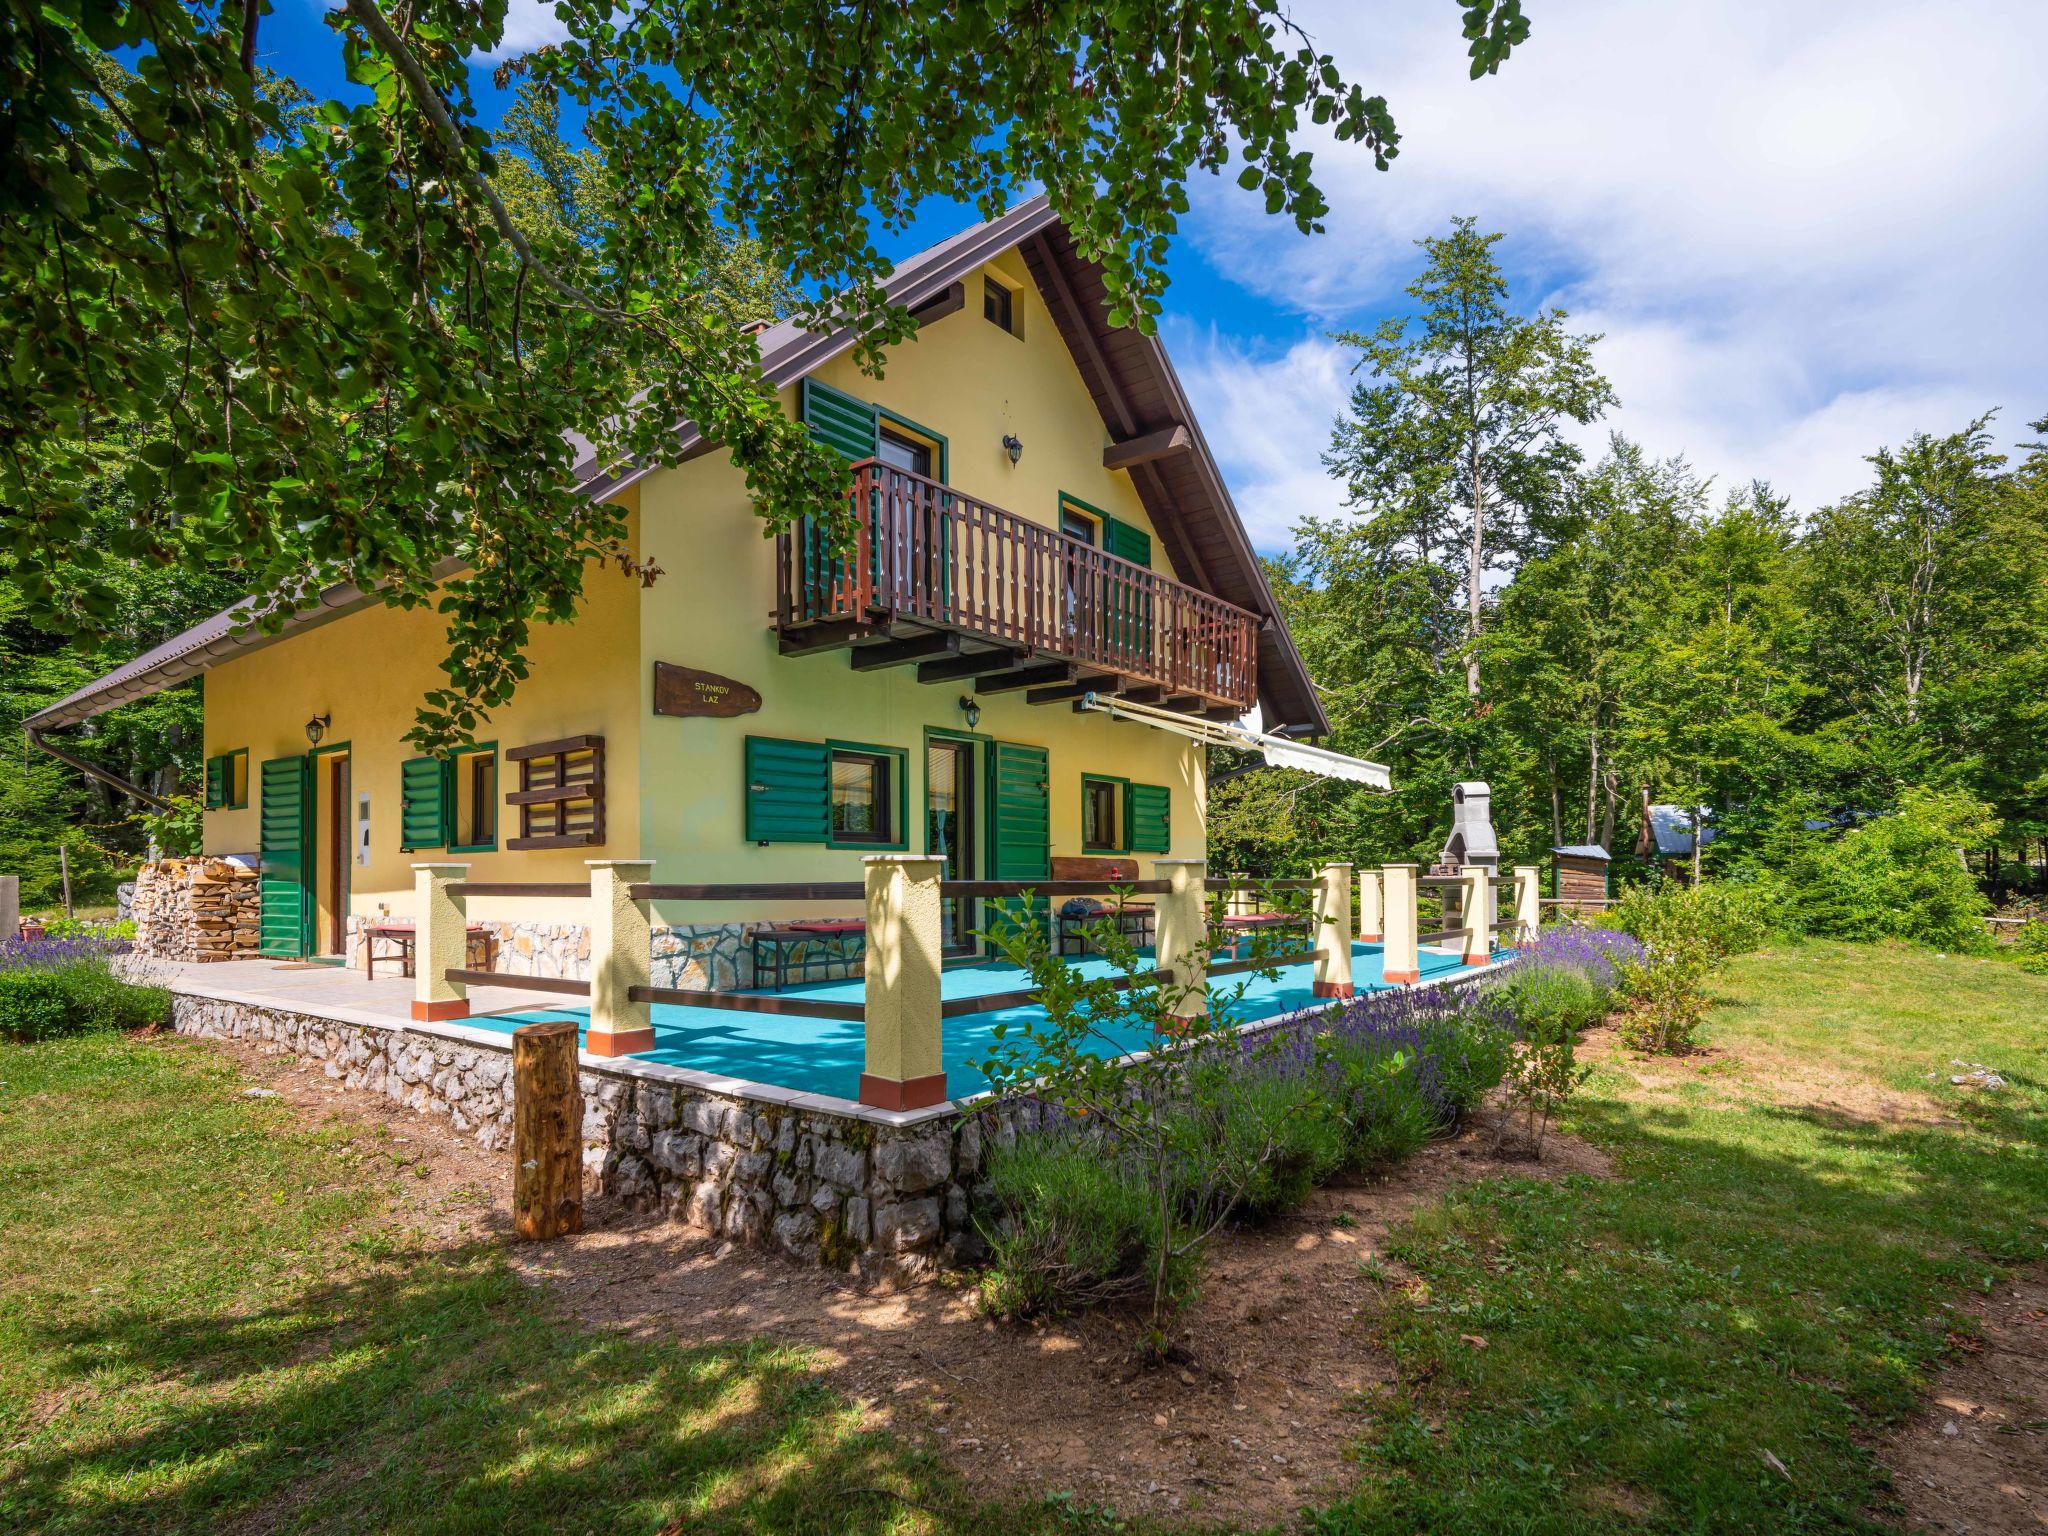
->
xmin=1614 ymin=946 xmax=1712 ymax=1054
xmin=0 ymin=972 xmax=72 ymax=1041
xmin=978 ymin=1133 xmax=1191 ymax=1320
xmin=0 ymin=958 xmax=169 ymax=1041
xmin=2011 ymin=921 xmax=2048 ymax=975
xmin=1608 ymin=879 xmax=1777 ymax=961
xmin=59 ymin=962 xmax=171 ymax=1032
xmin=1483 ymin=962 xmax=1606 ymax=1037
xmin=41 ymin=917 xmax=137 ymax=941
xmin=1170 ymin=1065 xmax=1350 ymax=1222
xmin=1411 ymin=1003 xmax=1518 ymax=1122
xmin=1498 ymin=1010 xmax=1590 ymax=1154
xmin=1789 ymin=788 xmax=1996 ymax=951
xmin=1315 ymin=1033 xmax=1438 ymax=1167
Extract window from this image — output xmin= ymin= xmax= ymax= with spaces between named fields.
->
xmin=204 ymin=748 xmax=249 ymax=810
xmin=1082 ymin=775 xmax=1123 ymax=852
xmin=830 ymin=748 xmax=896 ymax=845
xmin=450 ymin=744 xmax=498 ymax=852
xmin=982 ymin=275 xmax=1016 ymax=335
xmin=745 ymin=736 xmax=907 ymax=849
xmin=877 ymin=425 xmax=933 ymax=478
xmin=1059 ymin=501 xmax=1098 ymax=545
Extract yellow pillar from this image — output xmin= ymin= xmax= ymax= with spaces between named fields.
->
xmin=1313 ymin=861 xmax=1355 ymax=998
xmin=860 ymin=854 xmax=947 ymax=1110
xmin=1514 ymin=864 xmax=1543 ymax=945
xmin=1152 ymin=858 xmax=1209 ymax=1025
xmin=1381 ymin=863 xmax=1420 ymax=985
xmin=586 ymin=860 xmax=655 ymax=1058
xmin=1357 ymin=865 xmax=1382 ymax=943
xmin=1461 ymin=864 xmax=1493 ymax=965
xmin=412 ymin=863 xmax=470 ymax=1021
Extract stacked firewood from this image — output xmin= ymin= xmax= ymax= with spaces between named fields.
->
xmin=133 ymin=858 xmax=260 ymax=961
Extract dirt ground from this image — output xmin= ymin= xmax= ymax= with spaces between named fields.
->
xmin=188 ymin=1031 xmax=1607 ymax=1526
xmin=1886 ymin=1271 xmax=2048 ymax=1535
xmin=179 ymin=1028 xmax=2041 ymax=1531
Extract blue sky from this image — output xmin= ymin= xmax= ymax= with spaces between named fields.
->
xmin=270 ymin=0 xmax=2048 ymax=554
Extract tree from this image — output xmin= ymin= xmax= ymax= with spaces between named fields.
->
xmin=1325 ymin=217 xmax=1613 ymax=695
xmin=2 ymin=0 xmax=1534 ymax=749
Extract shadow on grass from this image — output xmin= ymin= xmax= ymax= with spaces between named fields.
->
xmin=6 ymin=1237 xmax=1023 ymax=1536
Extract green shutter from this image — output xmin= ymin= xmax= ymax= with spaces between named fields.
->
xmin=1097 ymin=515 xmax=1153 ymax=660
xmin=799 ymin=378 xmax=879 ymax=461
xmin=988 ymin=742 xmax=1050 ymax=881
xmin=258 ymin=755 xmax=312 ymax=958
xmin=400 ymin=756 xmax=450 ymax=851
xmin=204 ymin=754 xmax=228 ymax=811
xmin=796 ymin=381 xmax=879 ymax=613
xmin=1099 ymin=514 xmax=1151 ymax=567
xmin=745 ymin=736 xmax=831 ymax=843
xmin=1128 ymin=783 xmax=1171 ymax=854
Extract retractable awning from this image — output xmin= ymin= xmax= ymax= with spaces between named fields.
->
xmin=1079 ymin=694 xmax=1392 ymax=789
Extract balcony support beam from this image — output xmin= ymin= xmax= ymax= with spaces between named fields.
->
xmin=778 ymin=618 xmax=881 ymax=656
xmin=915 ymin=646 xmax=1026 ymax=684
xmin=851 ymin=632 xmax=960 ymax=671
xmin=1025 ymin=674 xmax=1118 ymax=706
xmin=975 ymin=661 xmax=1075 ymax=695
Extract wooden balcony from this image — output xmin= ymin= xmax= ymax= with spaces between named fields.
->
xmin=774 ymin=461 xmax=1259 ymax=715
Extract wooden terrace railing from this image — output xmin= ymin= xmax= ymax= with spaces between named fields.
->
xmin=775 ymin=459 xmax=1261 ymax=711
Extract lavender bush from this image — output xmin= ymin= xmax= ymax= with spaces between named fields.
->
xmin=1512 ymin=924 xmax=1647 ymax=990
xmin=0 ymin=935 xmax=163 ymax=1042
xmin=0 ymin=935 xmax=134 ymax=973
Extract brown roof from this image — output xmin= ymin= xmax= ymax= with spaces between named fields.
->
xmin=28 ymin=196 xmax=1325 ymax=735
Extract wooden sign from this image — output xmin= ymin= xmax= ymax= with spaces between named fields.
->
xmin=653 ymin=662 xmax=762 ymax=719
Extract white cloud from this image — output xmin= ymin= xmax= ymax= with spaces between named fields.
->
xmin=1179 ymin=0 xmax=2048 ymax=541
xmin=478 ymin=0 xmax=570 ymax=58
xmin=1167 ymin=326 xmax=1354 ymax=552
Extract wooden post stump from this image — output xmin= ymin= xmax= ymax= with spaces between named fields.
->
xmin=513 ymin=1019 xmax=583 ymax=1241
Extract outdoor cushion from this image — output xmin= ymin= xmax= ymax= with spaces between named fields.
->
xmin=784 ymin=919 xmax=865 ymax=935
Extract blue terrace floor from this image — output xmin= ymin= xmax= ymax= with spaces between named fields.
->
xmin=478 ymin=941 xmax=1503 ymax=1103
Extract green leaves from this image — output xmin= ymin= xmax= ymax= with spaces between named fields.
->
xmin=2 ymin=1 xmax=1529 ymax=753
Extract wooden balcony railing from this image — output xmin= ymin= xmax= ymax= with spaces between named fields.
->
xmin=774 ymin=460 xmax=1259 ymax=711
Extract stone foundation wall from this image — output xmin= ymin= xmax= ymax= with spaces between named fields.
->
xmin=343 ymin=917 xmax=863 ymax=994
xmin=171 ymin=991 xmax=1004 ymax=1275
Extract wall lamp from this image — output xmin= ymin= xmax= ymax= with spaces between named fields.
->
xmin=1001 ymin=433 xmax=1023 ymax=466
xmin=305 ymin=713 xmax=331 ymax=747
xmin=958 ymin=695 xmax=982 ymax=730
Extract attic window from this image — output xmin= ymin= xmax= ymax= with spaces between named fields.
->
xmin=982 ymin=276 xmax=1017 ymax=336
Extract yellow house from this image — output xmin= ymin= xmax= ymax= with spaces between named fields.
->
xmin=27 ymin=199 xmax=1326 ymax=983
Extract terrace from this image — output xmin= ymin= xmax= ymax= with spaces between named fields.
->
xmin=160 ymin=859 xmax=1533 ymax=1116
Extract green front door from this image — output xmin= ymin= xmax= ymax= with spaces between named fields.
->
xmin=259 ymin=754 xmax=314 ymax=958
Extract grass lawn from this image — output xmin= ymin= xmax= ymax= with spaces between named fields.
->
xmin=2 ymin=938 xmax=2041 ymax=1534
xmin=0 ymin=1031 xmax=1021 ymax=1535
xmin=1321 ymin=938 xmax=2048 ymax=1533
